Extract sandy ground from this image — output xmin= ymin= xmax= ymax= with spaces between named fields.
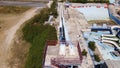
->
xmin=0 ymin=1 xmax=46 ymax=7
xmin=0 ymin=7 xmax=41 ymax=68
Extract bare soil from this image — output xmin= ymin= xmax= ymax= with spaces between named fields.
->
xmin=8 ymin=24 xmax=30 ymax=68
xmin=0 ymin=7 xmax=40 ymax=68
xmin=88 ymin=20 xmax=117 ymax=25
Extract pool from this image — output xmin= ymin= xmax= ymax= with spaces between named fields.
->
xmin=75 ymin=7 xmax=109 ymax=21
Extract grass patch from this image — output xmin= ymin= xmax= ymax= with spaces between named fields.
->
xmin=22 ymin=0 xmax=58 ymax=68
xmin=88 ymin=20 xmax=117 ymax=25
xmin=0 ymin=6 xmax=30 ymax=14
xmin=23 ymin=10 xmax=57 ymax=68
xmin=23 ymin=24 xmax=57 ymax=68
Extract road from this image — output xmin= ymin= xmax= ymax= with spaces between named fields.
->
xmin=0 ymin=7 xmax=41 ymax=68
xmin=0 ymin=1 xmax=47 ymax=7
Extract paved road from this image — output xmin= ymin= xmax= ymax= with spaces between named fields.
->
xmin=0 ymin=1 xmax=47 ymax=7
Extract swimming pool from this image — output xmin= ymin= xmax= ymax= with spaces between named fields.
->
xmin=75 ymin=7 xmax=109 ymax=21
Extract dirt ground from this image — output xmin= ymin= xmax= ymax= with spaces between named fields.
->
xmin=88 ymin=20 xmax=117 ymax=25
xmin=0 ymin=7 xmax=41 ymax=68
xmin=8 ymin=23 xmax=30 ymax=68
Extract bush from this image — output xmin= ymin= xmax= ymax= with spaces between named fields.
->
xmin=88 ymin=41 xmax=96 ymax=51
xmin=82 ymin=49 xmax=87 ymax=56
xmin=23 ymin=16 xmax=57 ymax=68
xmin=24 ymin=24 xmax=57 ymax=68
xmin=94 ymin=54 xmax=100 ymax=62
xmin=23 ymin=1 xmax=58 ymax=68
xmin=49 ymin=0 xmax=58 ymax=18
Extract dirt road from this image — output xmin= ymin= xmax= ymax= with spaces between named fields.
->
xmin=0 ymin=7 xmax=41 ymax=68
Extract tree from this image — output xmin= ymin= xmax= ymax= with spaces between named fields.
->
xmin=88 ymin=41 xmax=96 ymax=51
xmin=82 ymin=49 xmax=87 ymax=56
xmin=82 ymin=0 xmax=87 ymax=3
xmin=94 ymin=54 xmax=100 ymax=62
xmin=49 ymin=0 xmax=58 ymax=18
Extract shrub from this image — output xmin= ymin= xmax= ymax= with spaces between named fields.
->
xmin=23 ymin=1 xmax=58 ymax=68
xmin=88 ymin=41 xmax=96 ymax=51
xmin=49 ymin=0 xmax=58 ymax=18
xmin=94 ymin=54 xmax=100 ymax=62
xmin=82 ymin=49 xmax=87 ymax=56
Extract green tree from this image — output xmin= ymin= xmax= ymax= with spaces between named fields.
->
xmin=82 ymin=49 xmax=87 ymax=56
xmin=88 ymin=41 xmax=96 ymax=51
xmin=94 ymin=54 xmax=100 ymax=62
xmin=49 ymin=0 xmax=58 ymax=18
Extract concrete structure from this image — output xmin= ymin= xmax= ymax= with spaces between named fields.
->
xmin=108 ymin=2 xmax=120 ymax=25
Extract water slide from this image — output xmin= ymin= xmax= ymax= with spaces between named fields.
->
xmin=102 ymin=34 xmax=116 ymax=37
xmin=101 ymin=26 xmax=120 ymax=41
xmin=102 ymin=37 xmax=119 ymax=41
xmin=59 ymin=5 xmax=75 ymax=56
xmin=59 ymin=43 xmax=66 ymax=55
xmin=62 ymin=10 xmax=75 ymax=55
xmin=101 ymin=26 xmax=120 ymax=37
xmin=102 ymin=40 xmax=120 ymax=49
xmin=111 ymin=26 xmax=120 ymax=35
xmin=59 ymin=5 xmax=66 ymax=55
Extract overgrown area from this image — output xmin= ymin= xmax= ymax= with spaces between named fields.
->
xmin=61 ymin=0 xmax=109 ymax=3
xmin=0 ymin=6 xmax=30 ymax=14
xmin=22 ymin=0 xmax=58 ymax=68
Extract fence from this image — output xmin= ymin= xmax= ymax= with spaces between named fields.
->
xmin=77 ymin=42 xmax=83 ymax=63
xmin=51 ymin=57 xmax=82 ymax=66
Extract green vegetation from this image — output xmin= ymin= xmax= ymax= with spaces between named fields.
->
xmin=88 ymin=41 xmax=96 ymax=51
xmin=0 ymin=6 xmax=30 ymax=14
xmin=94 ymin=54 xmax=101 ymax=62
xmin=49 ymin=0 xmax=58 ymax=18
xmin=59 ymin=0 xmax=64 ymax=2
xmin=68 ymin=0 xmax=109 ymax=3
xmin=88 ymin=20 xmax=117 ymax=25
xmin=23 ymin=0 xmax=58 ymax=68
xmin=82 ymin=49 xmax=87 ymax=56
